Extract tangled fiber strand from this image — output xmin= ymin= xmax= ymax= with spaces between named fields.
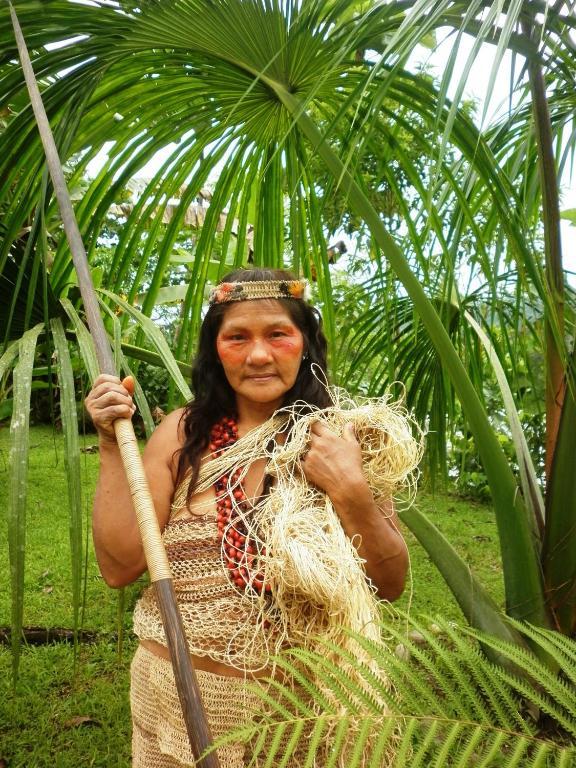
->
xmin=195 ymin=391 xmax=423 ymax=663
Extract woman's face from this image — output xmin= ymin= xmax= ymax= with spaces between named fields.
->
xmin=215 ymin=299 xmax=305 ymax=413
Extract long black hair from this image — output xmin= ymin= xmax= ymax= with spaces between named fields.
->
xmin=175 ymin=268 xmax=332 ymax=494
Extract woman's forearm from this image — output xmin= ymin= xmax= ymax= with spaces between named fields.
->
xmin=87 ymin=378 xmax=180 ymax=588
xmin=330 ymin=478 xmax=408 ymax=600
xmin=92 ymin=438 xmax=147 ymax=588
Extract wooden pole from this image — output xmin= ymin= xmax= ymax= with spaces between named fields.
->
xmin=9 ymin=5 xmax=219 ymax=766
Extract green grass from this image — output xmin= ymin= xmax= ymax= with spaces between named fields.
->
xmin=0 ymin=425 xmax=145 ymax=632
xmin=395 ymin=492 xmax=505 ymax=621
xmin=0 ymin=425 xmax=505 ymax=767
xmin=0 ymin=641 xmax=135 ymax=768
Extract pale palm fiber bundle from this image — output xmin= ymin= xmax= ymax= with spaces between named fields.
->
xmin=195 ymin=389 xmax=424 ymax=662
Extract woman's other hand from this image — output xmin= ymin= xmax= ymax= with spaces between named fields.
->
xmin=301 ymin=421 xmax=364 ymax=502
xmin=85 ymin=374 xmax=136 ymax=443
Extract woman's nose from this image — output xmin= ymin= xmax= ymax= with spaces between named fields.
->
xmin=247 ymin=339 xmax=273 ymax=364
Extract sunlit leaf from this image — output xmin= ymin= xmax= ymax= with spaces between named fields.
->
xmin=8 ymin=322 xmax=43 ymax=679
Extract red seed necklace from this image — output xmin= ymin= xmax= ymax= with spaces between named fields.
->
xmin=210 ymin=416 xmax=270 ymax=594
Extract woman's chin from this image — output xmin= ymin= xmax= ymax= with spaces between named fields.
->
xmin=236 ymin=386 xmax=287 ymax=410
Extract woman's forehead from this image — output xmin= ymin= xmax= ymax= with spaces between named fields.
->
xmin=219 ymin=299 xmax=297 ymax=328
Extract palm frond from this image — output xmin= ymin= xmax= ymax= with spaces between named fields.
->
xmin=50 ymin=317 xmax=83 ymax=639
xmin=7 ymin=322 xmax=43 ymax=680
xmin=60 ymin=298 xmax=99 ymax=382
xmin=98 ymin=291 xmax=192 ymax=402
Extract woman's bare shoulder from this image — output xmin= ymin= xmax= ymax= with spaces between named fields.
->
xmin=144 ymin=407 xmax=187 ymax=457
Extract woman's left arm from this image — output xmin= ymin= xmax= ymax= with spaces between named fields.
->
xmin=301 ymin=421 xmax=408 ymax=601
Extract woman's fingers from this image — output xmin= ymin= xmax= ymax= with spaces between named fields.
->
xmin=85 ymin=375 xmax=137 ymax=437
xmin=308 ymin=420 xmax=358 ymax=447
xmin=302 ymin=420 xmax=364 ymax=491
xmin=122 ymin=375 xmax=135 ymax=396
xmin=93 ymin=388 xmax=133 ymax=408
xmin=342 ymin=423 xmax=358 ymax=443
xmin=89 ymin=375 xmax=135 ymax=405
xmin=309 ymin=420 xmax=334 ymax=438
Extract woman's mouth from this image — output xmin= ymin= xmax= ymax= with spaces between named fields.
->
xmin=246 ymin=374 xmax=276 ymax=381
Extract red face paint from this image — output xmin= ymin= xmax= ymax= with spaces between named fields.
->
xmin=216 ymin=337 xmax=247 ymax=366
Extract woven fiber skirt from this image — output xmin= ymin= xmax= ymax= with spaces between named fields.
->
xmin=130 ymin=644 xmax=271 ymax=768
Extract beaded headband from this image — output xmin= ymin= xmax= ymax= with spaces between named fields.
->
xmin=209 ymin=279 xmax=308 ymax=305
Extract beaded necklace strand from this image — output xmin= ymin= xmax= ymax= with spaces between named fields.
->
xmin=210 ymin=416 xmax=269 ymax=594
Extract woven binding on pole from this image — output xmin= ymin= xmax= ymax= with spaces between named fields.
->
xmin=115 ymin=418 xmax=172 ymax=581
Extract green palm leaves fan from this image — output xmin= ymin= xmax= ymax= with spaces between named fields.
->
xmin=2 ymin=0 xmax=576 ymax=763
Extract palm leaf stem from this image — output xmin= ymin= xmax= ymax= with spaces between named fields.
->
xmin=464 ymin=311 xmax=545 ymax=537
xmin=50 ymin=318 xmax=83 ymax=643
xmin=541 ymin=338 xmax=576 ymax=636
xmin=115 ymin=341 xmax=192 ymax=380
xmin=398 ymin=504 xmax=526 ymax=655
xmin=521 ymin=18 xmax=566 ymax=482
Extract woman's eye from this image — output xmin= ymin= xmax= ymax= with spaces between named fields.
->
xmin=270 ymin=330 xmax=287 ymax=338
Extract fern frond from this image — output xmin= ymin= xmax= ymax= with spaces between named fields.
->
xmin=350 ymin=631 xmax=442 ymax=713
xmin=506 ymin=620 xmax=576 ymax=686
xmin=214 ymin=616 xmax=576 ymax=767
xmin=447 ymin=723 xmax=485 ymax=768
xmin=317 ymin=637 xmax=403 ymax=712
xmin=474 ymin=731 xmax=509 ymax=768
xmin=246 ymin=678 xmax=308 ymax=721
xmin=265 ymin=652 xmax=338 ymax=714
xmin=382 ymin=615 xmax=493 ymax=720
xmin=323 ymin=717 xmax=349 ymax=768
xmin=346 ymin=717 xmax=378 ymax=766
xmin=465 ymin=628 xmax=576 ymax=737
xmin=558 ymin=750 xmax=576 ymax=768
xmin=440 ymin=620 xmax=532 ymax=733
xmin=260 ymin=720 xmax=289 ymax=768
xmin=409 ymin=719 xmax=442 ymax=767
xmin=531 ymin=740 xmax=554 ymax=767
xmin=391 ymin=717 xmax=418 ymax=765
xmin=367 ymin=717 xmax=398 ymax=768
xmin=291 ymin=645 xmax=383 ymax=714
xmin=493 ymin=667 xmax=576 ymax=738
xmin=277 ymin=720 xmax=306 ymax=768
xmin=301 ymin=715 xmax=331 ymax=768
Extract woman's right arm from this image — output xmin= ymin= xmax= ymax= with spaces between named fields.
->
xmin=86 ymin=374 xmax=181 ymax=588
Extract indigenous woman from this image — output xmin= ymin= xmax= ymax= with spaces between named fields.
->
xmin=86 ymin=268 xmax=409 ymax=767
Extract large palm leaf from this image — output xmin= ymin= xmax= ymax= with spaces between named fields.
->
xmin=2 ymin=284 xmax=195 ymax=676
